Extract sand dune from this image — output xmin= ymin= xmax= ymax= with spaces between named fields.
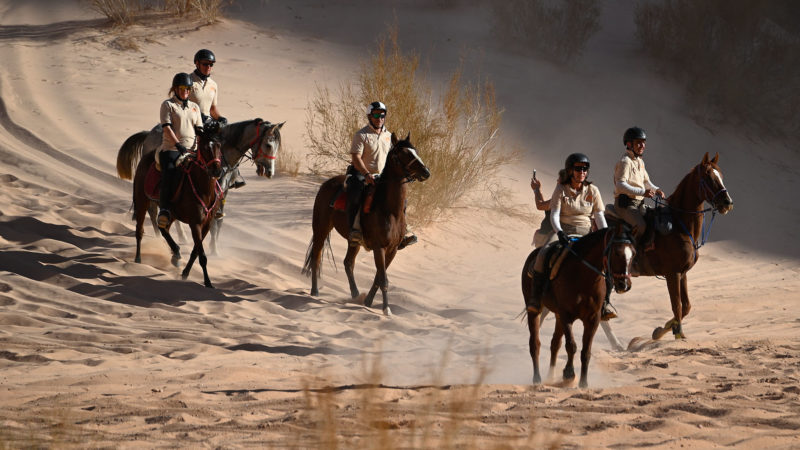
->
xmin=1 ymin=0 xmax=798 ymax=447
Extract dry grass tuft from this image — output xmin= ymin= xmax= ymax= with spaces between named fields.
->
xmin=635 ymin=0 xmax=800 ymax=144
xmin=490 ymin=0 xmax=602 ymax=64
xmin=306 ymin=26 xmax=517 ymax=225
xmin=88 ymin=0 xmax=228 ymax=28
xmin=277 ymin=142 xmax=302 ymax=178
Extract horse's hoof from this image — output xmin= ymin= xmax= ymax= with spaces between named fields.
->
xmin=181 ymin=272 xmax=189 ymax=280
xmin=205 ymin=283 xmax=214 ymax=289
xmin=311 ymin=288 xmax=319 ymax=297
xmin=579 ymin=378 xmax=588 ymax=388
xmin=533 ymin=373 xmax=541 ymax=385
xmin=134 ymin=257 xmax=141 ymax=263
xmin=652 ymin=327 xmax=668 ymax=340
xmin=363 ymin=297 xmax=374 ymax=308
xmin=172 ymin=257 xmax=181 ymax=268
xmin=674 ymin=332 xmax=686 ymax=339
xmin=563 ymin=367 xmax=575 ymax=380
xmin=383 ymin=307 xmax=392 ymax=316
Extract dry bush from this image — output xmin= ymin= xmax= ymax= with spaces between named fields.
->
xmin=490 ymin=0 xmax=602 ymax=64
xmin=277 ymin=143 xmax=301 ymax=178
xmin=635 ymin=0 xmax=800 ymax=144
xmin=306 ymin=28 xmax=516 ymax=225
xmin=88 ymin=0 xmax=227 ymax=27
xmin=88 ymin=0 xmax=139 ymax=26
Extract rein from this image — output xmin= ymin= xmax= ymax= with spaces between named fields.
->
xmin=182 ymin=143 xmax=224 ymax=224
xmin=248 ymin=119 xmax=277 ymax=163
xmin=564 ymin=229 xmax=633 ymax=284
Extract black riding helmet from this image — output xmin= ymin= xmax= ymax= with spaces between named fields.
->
xmin=172 ymin=72 xmax=193 ymax=88
xmin=194 ymin=49 xmax=216 ymax=63
xmin=623 ymin=126 xmax=647 ymax=145
xmin=565 ymin=153 xmax=590 ymax=171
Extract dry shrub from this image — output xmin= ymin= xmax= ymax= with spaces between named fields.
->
xmin=88 ymin=0 xmax=227 ymax=27
xmin=490 ymin=0 xmax=602 ymax=64
xmin=635 ymin=0 xmax=800 ymax=144
xmin=277 ymin=143 xmax=301 ymax=178
xmin=306 ymin=28 xmax=516 ymax=225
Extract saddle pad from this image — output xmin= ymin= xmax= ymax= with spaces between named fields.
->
xmin=332 ymin=189 xmax=346 ymax=211
xmin=144 ymin=162 xmax=161 ymax=200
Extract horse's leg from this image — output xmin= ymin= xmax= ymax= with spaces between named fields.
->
xmin=134 ymin=199 xmax=148 ymax=263
xmin=181 ymin=224 xmax=204 ymax=284
xmin=158 ymin=227 xmax=182 ymax=267
xmin=527 ymin=310 xmax=542 ymax=384
xmin=579 ymin=318 xmax=600 ymax=388
xmin=548 ymin=317 xmax=564 ymax=382
xmin=674 ymin=272 xmax=690 ymax=338
xmin=192 ymin=222 xmax=213 ymax=288
xmin=653 ymin=272 xmax=683 ymax=340
xmin=364 ymin=247 xmax=390 ymax=315
xmin=378 ymin=247 xmax=399 ymax=315
xmin=562 ymin=321 xmax=577 ymax=382
xmin=208 ymin=216 xmax=222 ymax=256
xmin=600 ymin=321 xmax=625 ymax=351
xmin=343 ymin=244 xmax=361 ymax=300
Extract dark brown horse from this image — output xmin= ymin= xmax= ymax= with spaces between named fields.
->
xmin=129 ymin=130 xmax=223 ymax=287
xmin=521 ymin=225 xmax=636 ymax=387
xmin=606 ymin=152 xmax=734 ymax=340
xmin=303 ymin=133 xmax=430 ymax=315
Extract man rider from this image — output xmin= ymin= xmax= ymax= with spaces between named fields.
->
xmin=613 ymin=126 xmax=665 ymax=251
xmin=347 ymin=101 xmax=417 ymax=249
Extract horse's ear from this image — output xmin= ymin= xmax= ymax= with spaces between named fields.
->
xmin=702 ymin=152 xmax=710 ymax=165
xmin=276 ymin=121 xmax=285 ymax=130
xmin=391 ymin=133 xmax=398 ymax=146
xmin=711 ymin=152 xmax=719 ymax=164
xmin=405 ymin=132 xmax=411 ymax=142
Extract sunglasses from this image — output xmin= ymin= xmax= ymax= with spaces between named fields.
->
xmin=572 ymin=166 xmax=589 ymax=172
xmin=200 ymin=62 xmax=214 ymax=67
xmin=176 ymin=85 xmax=191 ymax=90
xmin=370 ymin=113 xmax=386 ymax=119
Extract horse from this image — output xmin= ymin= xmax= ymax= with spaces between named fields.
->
xmin=116 ymin=119 xmax=284 ymax=254
xmin=129 ymin=128 xmax=223 ymax=287
xmin=521 ymin=224 xmax=636 ymax=387
xmin=605 ymin=152 xmax=733 ymax=340
xmin=302 ymin=133 xmax=430 ymax=316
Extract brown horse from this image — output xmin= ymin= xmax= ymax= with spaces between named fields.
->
xmin=303 ymin=133 xmax=430 ymax=315
xmin=129 ymin=130 xmax=223 ymax=287
xmin=606 ymin=152 xmax=734 ymax=340
xmin=521 ymin=224 xmax=636 ymax=387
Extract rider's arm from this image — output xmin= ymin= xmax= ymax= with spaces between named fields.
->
xmin=549 ymin=187 xmax=564 ymax=234
xmin=350 ymin=153 xmax=370 ymax=176
xmin=616 ymin=179 xmax=645 ymax=196
xmin=209 ymin=104 xmax=221 ymax=120
xmin=162 ymin=124 xmax=180 ymax=149
xmin=593 ymin=211 xmax=608 ymax=229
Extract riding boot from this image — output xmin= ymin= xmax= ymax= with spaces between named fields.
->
xmin=526 ymin=271 xmax=547 ymax=314
xmin=158 ymin=169 xmax=176 ymax=229
xmin=231 ymin=167 xmax=246 ymax=189
xmin=601 ymin=294 xmax=618 ymax=321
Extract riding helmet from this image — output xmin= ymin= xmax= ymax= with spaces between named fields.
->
xmin=623 ymin=126 xmax=647 ymax=145
xmin=367 ymin=101 xmax=387 ymax=115
xmin=565 ymin=153 xmax=590 ymax=171
xmin=172 ymin=72 xmax=193 ymax=88
xmin=194 ymin=49 xmax=216 ymax=63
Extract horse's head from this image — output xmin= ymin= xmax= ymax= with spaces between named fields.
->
xmin=606 ymin=224 xmax=636 ymax=293
xmin=196 ymin=129 xmax=223 ymax=179
xmin=253 ymin=121 xmax=284 ymax=179
xmin=386 ymin=132 xmax=430 ymax=182
xmin=698 ymin=152 xmax=733 ymax=215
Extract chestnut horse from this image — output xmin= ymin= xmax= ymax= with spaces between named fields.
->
xmin=129 ymin=129 xmax=223 ymax=287
xmin=521 ymin=224 xmax=636 ymax=387
xmin=606 ymin=152 xmax=734 ymax=340
xmin=303 ymin=133 xmax=430 ymax=315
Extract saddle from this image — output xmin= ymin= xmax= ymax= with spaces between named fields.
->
xmin=604 ymin=203 xmax=673 ymax=239
xmin=143 ymin=161 xmax=185 ymax=202
xmin=330 ymin=184 xmax=376 ymax=214
xmin=525 ymin=239 xmax=573 ymax=281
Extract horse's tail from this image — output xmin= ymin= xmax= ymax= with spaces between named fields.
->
xmin=302 ymin=233 xmax=334 ymax=277
xmin=116 ymin=131 xmax=149 ymax=180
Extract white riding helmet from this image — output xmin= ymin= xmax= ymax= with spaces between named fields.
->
xmin=367 ymin=101 xmax=387 ymax=115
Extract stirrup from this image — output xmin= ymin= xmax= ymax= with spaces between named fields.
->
xmin=601 ymin=301 xmax=618 ymax=321
xmin=157 ymin=210 xmax=171 ymax=229
xmin=349 ymin=229 xmax=363 ymax=247
xmin=398 ymin=234 xmax=417 ymax=250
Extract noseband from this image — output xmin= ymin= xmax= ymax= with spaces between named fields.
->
xmin=248 ymin=120 xmax=278 ymax=164
xmin=603 ymin=231 xmax=635 ymax=283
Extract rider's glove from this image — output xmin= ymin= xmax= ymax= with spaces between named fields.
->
xmin=175 ymin=143 xmax=188 ymax=154
xmin=175 ymin=152 xmax=191 ymax=167
xmin=557 ymin=231 xmax=570 ymax=246
xmin=217 ymin=116 xmax=228 ymax=126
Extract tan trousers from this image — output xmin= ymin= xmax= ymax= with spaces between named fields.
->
xmin=616 ymin=198 xmax=647 ymax=240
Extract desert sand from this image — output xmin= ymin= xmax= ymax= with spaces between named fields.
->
xmin=1 ymin=0 xmax=799 ymax=448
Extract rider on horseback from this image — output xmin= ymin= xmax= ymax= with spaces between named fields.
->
xmin=157 ymin=72 xmax=203 ymax=229
xmin=190 ymin=49 xmax=242 ymax=202
xmin=526 ymin=153 xmax=618 ymax=320
xmin=613 ymin=126 xmax=665 ymax=252
xmin=347 ymin=101 xmax=417 ymax=249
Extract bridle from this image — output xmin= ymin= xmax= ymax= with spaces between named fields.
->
xmin=248 ymin=119 xmax=278 ymax=164
xmin=388 ymin=145 xmax=423 ymax=183
xmin=603 ymin=229 xmax=635 ymax=285
xmin=182 ymin=137 xmax=223 ymax=224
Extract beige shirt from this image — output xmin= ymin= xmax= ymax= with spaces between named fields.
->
xmin=158 ymin=97 xmax=202 ymax=158
xmin=350 ymin=125 xmax=392 ymax=173
xmin=614 ymin=150 xmax=657 ymax=201
xmin=550 ymin=183 xmax=604 ymax=233
xmin=189 ymin=72 xmax=218 ymax=116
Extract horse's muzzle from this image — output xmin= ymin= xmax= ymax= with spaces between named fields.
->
xmin=614 ymin=276 xmax=632 ymax=293
xmin=417 ymin=167 xmax=430 ymax=181
xmin=256 ymin=163 xmax=275 ymax=179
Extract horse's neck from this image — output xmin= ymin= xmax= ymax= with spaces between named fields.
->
xmin=376 ymin=174 xmax=406 ymax=215
xmin=573 ymin=231 xmax=605 ymax=265
xmin=668 ymin=170 xmax=705 ymax=238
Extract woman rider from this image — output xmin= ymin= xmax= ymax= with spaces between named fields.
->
xmin=156 ymin=72 xmax=203 ymax=229
xmin=526 ymin=153 xmax=617 ymax=320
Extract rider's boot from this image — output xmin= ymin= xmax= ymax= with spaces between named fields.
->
xmin=231 ymin=168 xmax=246 ymax=189
xmin=347 ymin=203 xmax=363 ymax=247
xmin=601 ymin=297 xmax=618 ymax=321
xmin=158 ymin=170 xmax=176 ymax=229
xmin=526 ymin=271 xmax=547 ymax=314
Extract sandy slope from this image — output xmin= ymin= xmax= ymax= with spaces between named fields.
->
xmin=1 ymin=0 xmax=799 ymax=448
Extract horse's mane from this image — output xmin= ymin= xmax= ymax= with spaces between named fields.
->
xmin=222 ymin=118 xmax=265 ymax=149
xmin=571 ymin=227 xmax=609 ymax=254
